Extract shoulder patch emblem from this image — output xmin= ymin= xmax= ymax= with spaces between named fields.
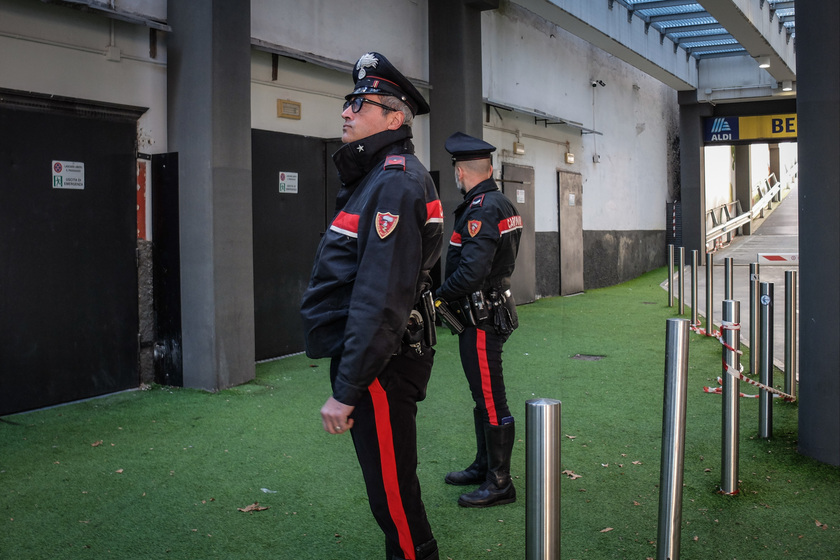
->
xmin=468 ymin=220 xmax=482 ymax=237
xmin=376 ymin=212 xmax=399 ymax=239
xmin=470 ymin=194 xmax=485 ymax=208
xmin=384 ymin=155 xmax=406 ymax=171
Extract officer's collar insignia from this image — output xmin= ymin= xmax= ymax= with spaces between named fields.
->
xmin=376 ymin=212 xmax=399 ymax=239
xmin=470 ymin=194 xmax=485 ymax=207
xmin=468 ymin=220 xmax=482 ymax=237
xmin=356 ymin=144 xmax=365 ymax=152
xmin=356 ymin=53 xmax=379 ymax=80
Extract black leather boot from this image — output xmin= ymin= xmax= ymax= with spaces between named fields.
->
xmin=386 ymin=538 xmax=439 ymax=560
xmin=457 ymin=419 xmax=516 ymax=508
xmin=444 ymin=407 xmax=487 ymax=485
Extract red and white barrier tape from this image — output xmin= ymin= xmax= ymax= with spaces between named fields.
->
xmin=703 ymin=321 xmax=797 ymax=402
xmin=690 ymin=320 xmax=720 ymax=338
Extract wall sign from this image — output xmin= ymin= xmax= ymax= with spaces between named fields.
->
xmin=704 ymin=114 xmax=797 ymax=143
xmin=279 ymin=171 xmax=298 ymax=193
xmin=52 ymin=160 xmax=85 ymax=189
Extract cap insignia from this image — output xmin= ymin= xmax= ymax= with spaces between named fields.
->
xmin=356 ymin=53 xmax=379 ymax=80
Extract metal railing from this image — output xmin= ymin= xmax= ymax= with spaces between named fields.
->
xmin=705 ymin=170 xmax=791 ymax=250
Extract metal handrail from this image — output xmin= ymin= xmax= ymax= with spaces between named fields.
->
xmin=705 ymin=171 xmax=785 ymax=247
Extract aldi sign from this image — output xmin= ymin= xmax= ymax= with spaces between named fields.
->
xmin=704 ymin=114 xmax=797 ymax=143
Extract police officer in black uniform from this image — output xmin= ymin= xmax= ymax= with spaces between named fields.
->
xmin=300 ymin=52 xmax=443 ymax=560
xmin=436 ymin=132 xmax=522 ymax=508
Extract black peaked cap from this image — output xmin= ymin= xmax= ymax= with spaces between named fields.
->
xmin=347 ymin=52 xmax=430 ymax=116
xmin=445 ymin=131 xmax=496 ymax=164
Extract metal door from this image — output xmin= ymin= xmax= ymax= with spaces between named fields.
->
xmin=501 ymin=164 xmax=536 ymax=304
xmin=0 ymin=102 xmax=139 ymax=415
xmin=251 ymin=130 xmax=341 ymax=360
xmin=558 ymin=171 xmax=584 ymax=295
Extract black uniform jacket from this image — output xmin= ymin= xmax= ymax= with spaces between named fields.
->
xmin=300 ymin=126 xmax=444 ymax=406
xmin=437 ymin=178 xmax=522 ymax=303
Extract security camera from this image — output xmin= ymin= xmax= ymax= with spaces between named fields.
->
xmin=591 ymin=80 xmax=598 ymax=87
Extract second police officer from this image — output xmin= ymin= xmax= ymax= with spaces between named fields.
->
xmin=435 ymin=132 xmax=523 ymax=508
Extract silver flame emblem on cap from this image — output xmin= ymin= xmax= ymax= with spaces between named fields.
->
xmin=356 ymin=53 xmax=379 ymax=80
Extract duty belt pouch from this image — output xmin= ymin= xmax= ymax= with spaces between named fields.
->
xmin=454 ymin=298 xmax=477 ymax=327
xmin=490 ymin=290 xmax=519 ymax=335
xmin=470 ymin=290 xmax=489 ymax=323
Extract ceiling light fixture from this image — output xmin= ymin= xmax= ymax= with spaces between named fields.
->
xmin=757 ymin=56 xmax=770 ymax=69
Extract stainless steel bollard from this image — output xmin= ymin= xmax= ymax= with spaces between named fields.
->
xmin=705 ymin=253 xmax=715 ymax=333
xmin=749 ymin=263 xmax=760 ymax=375
xmin=784 ymin=270 xmax=797 ymax=399
xmin=657 ymin=319 xmax=690 ymax=560
xmin=690 ymin=250 xmax=699 ymax=326
xmin=721 ymin=300 xmax=740 ymax=495
xmin=678 ymin=247 xmax=685 ymax=316
xmin=724 ymin=257 xmax=734 ymax=300
xmin=526 ymin=398 xmax=562 ymax=560
xmin=668 ymin=244 xmax=674 ymax=307
xmin=759 ymin=282 xmax=774 ymax=439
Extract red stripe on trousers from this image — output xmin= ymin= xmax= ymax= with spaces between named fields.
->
xmin=476 ymin=330 xmax=499 ymax=425
xmin=369 ymin=379 xmax=416 ymax=560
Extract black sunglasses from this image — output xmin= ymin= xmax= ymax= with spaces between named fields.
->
xmin=343 ymin=96 xmax=395 ymax=114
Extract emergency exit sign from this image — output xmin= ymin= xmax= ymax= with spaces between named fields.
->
xmin=52 ymin=160 xmax=85 ymax=189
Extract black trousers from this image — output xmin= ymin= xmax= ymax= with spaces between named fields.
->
xmin=331 ymin=344 xmax=435 ymax=560
xmin=458 ymin=326 xmax=511 ymax=426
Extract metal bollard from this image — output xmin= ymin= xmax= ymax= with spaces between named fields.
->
xmin=690 ymin=250 xmax=699 ymax=326
xmin=724 ymin=257 xmax=734 ymax=300
xmin=749 ymin=263 xmax=760 ymax=375
xmin=526 ymin=398 xmax=562 ymax=560
xmin=668 ymin=244 xmax=674 ymax=307
xmin=720 ymin=300 xmax=740 ymax=495
xmin=784 ymin=270 xmax=797 ymax=399
xmin=657 ymin=319 xmax=690 ymax=560
xmin=705 ymin=253 xmax=715 ymax=334
xmin=759 ymin=282 xmax=774 ymax=439
xmin=678 ymin=247 xmax=685 ymax=316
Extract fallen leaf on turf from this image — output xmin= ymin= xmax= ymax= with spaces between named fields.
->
xmin=633 ymin=501 xmax=641 ymax=506
xmin=115 ymin=469 xmax=124 ymax=474
xmin=601 ymin=463 xmax=609 ymax=467
xmin=632 ymin=461 xmax=642 ymax=465
xmin=600 ymin=527 xmax=613 ymax=533
xmin=562 ymin=470 xmax=582 ymax=479
xmin=565 ymin=435 xmax=576 ymax=439
xmin=816 ymin=520 xmax=828 ymax=530
xmin=693 ymin=536 xmax=699 ymax=541
xmin=91 ymin=440 xmax=103 ymax=447
xmin=238 ymin=502 xmax=269 ymax=513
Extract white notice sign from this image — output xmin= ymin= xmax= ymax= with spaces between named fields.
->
xmin=516 ymin=189 xmax=525 ymax=204
xmin=52 ymin=160 xmax=85 ymax=189
xmin=279 ymin=171 xmax=299 ymax=193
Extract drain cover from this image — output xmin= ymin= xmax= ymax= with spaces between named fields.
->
xmin=571 ymin=354 xmax=605 ymax=361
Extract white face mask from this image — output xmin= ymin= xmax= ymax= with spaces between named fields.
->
xmin=454 ymin=168 xmax=466 ymax=196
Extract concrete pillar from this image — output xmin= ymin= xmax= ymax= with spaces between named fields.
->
xmin=796 ymin=0 xmax=840 ymax=466
xmin=167 ymin=0 xmax=255 ymax=391
xmin=733 ymin=144 xmax=752 ymax=235
xmin=429 ymin=0 xmax=499 ymax=281
xmin=678 ymin=92 xmax=714 ymax=263
xmin=768 ymin=143 xmax=781 ymax=199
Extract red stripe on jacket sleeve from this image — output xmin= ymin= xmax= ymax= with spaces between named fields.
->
xmin=330 ymin=211 xmax=360 ymax=237
xmin=426 ymin=200 xmax=443 ymax=224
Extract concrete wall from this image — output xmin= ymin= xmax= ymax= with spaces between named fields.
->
xmin=0 ymin=0 xmax=168 ymax=152
xmin=482 ymin=3 xmax=678 ymax=291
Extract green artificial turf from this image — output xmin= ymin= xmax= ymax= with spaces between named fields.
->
xmin=1 ymin=268 xmax=838 ymax=559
